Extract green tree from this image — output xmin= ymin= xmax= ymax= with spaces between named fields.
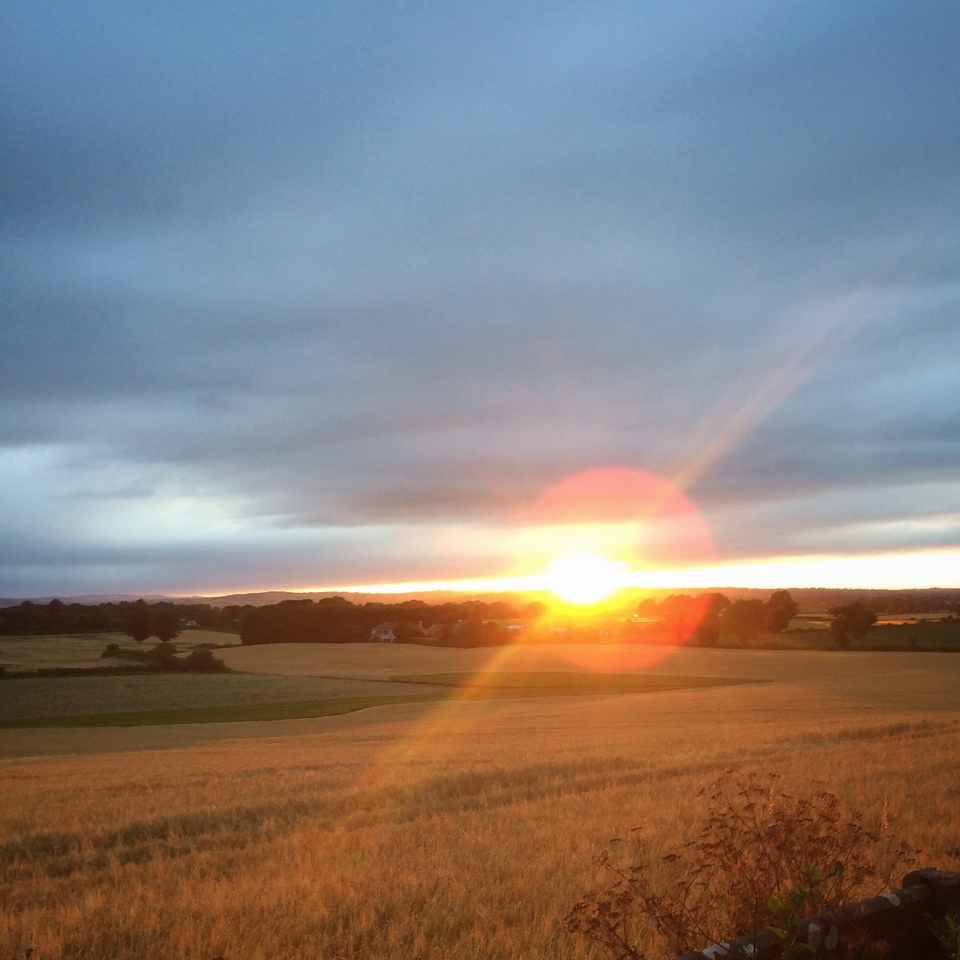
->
xmin=660 ymin=594 xmax=701 ymax=643
xmin=149 ymin=641 xmax=179 ymax=669
xmin=692 ymin=593 xmax=730 ymax=647
xmin=123 ymin=600 xmax=154 ymax=644
xmin=153 ymin=608 xmax=181 ymax=644
xmin=392 ymin=620 xmax=421 ymax=643
xmin=721 ymin=598 xmax=766 ymax=646
xmin=763 ymin=590 xmax=799 ymax=633
xmin=636 ymin=597 xmax=660 ymax=619
xmin=829 ymin=603 xmax=877 ymax=649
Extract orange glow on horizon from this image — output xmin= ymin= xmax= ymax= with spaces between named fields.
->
xmin=239 ymin=547 xmax=960 ymax=599
xmin=197 ymin=470 xmax=960 ymax=599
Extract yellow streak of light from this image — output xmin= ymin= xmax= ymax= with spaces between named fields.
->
xmin=265 ymin=548 xmax=960 ymax=599
xmin=669 ymin=209 xmax=955 ymax=497
xmin=621 ymin=549 xmax=960 ymax=590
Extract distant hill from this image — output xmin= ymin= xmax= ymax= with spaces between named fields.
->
xmin=0 ymin=591 xmax=314 ymax=609
xmin=2 ymin=586 xmax=958 ymax=613
xmin=180 ymin=589 xmax=551 ymax=607
xmin=0 ymin=589 xmax=534 ymax=609
xmin=0 ymin=594 xmax=170 ymax=608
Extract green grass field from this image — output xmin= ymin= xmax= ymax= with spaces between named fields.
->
xmin=0 ymin=629 xmax=237 ymax=672
xmin=2 ymin=624 xmax=956 ymax=738
xmin=0 ymin=670 xmax=752 ymax=728
xmin=762 ymin=619 xmax=960 ymax=650
xmin=0 ymin=671 xmax=446 ymax=721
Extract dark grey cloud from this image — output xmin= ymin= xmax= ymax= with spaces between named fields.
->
xmin=3 ymin=0 xmax=960 ymax=593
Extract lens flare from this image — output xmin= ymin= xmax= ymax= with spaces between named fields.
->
xmin=518 ymin=466 xmax=714 ymax=576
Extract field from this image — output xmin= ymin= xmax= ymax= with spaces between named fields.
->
xmin=1 ymin=637 xmax=750 ymax=728
xmin=765 ymin=617 xmax=960 ymax=650
xmin=2 ymin=641 xmax=960 ymax=960
xmin=0 ymin=630 xmax=236 ymax=672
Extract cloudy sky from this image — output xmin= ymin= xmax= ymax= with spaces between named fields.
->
xmin=3 ymin=0 xmax=960 ymax=597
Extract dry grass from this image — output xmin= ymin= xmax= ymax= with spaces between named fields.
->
xmin=2 ymin=644 xmax=959 ymax=960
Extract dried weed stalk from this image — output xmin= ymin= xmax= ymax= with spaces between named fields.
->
xmin=564 ymin=771 xmax=917 ymax=960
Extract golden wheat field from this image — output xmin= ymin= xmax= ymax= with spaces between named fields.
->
xmin=2 ymin=642 xmax=959 ymax=960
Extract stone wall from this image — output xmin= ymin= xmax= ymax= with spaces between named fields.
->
xmin=675 ymin=868 xmax=960 ymax=960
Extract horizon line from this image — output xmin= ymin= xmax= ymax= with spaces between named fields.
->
xmin=199 ymin=548 xmax=960 ymax=598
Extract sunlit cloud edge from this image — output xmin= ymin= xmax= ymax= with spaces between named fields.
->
xmin=229 ymin=548 xmax=960 ymax=599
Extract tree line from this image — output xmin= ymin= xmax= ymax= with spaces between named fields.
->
xmin=0 ymin=598 xmax=250 ymax=637
xmin=628 ymin=590 xmax=800 ymax=646
xmin=630 ymin=593 xmax=884 ymax=648
xmin=0 ymin=595 xmax=532 ymax=646
xmin=0 ymin=592 xmax=899 ymax=649
xmin=239 ymin=597 xmax=531 ymax=646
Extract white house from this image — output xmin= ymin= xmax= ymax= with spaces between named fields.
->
xmin=369 ymin=621 xmax=398 ymax=642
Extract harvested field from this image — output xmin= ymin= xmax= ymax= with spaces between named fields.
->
xmin=1 ymin=644 xmax=959 ymax=960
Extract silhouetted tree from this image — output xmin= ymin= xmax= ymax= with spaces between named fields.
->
xmin=150 ymin=641 xmax=179 ymax=669
xmin=636 ymin=597 xmax=660 ymax=619
xmin=692 ymin=593 xmax=730 ymax=646
xmin=829 ymin=603 xmax=877 ymax=649
xmin=392 ymin=620 xmax=422 ymax=643
xmin=153 ymin=608 xmax=181 ymax=643
xmin=721 ymin=599 xmax=766 ymax=646
xmin=763 ymin=590 xmax=799 ymax=633
xmin=660 ymin=594 xmax=703 ymax=643
xmin=123 ymin=601 xmax=154 ymax=644
xmin=523 ymin=600 xmax=548 ymax=619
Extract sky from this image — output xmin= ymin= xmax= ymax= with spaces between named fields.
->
xmin=3 ymin=0 xmax=960 ymax=598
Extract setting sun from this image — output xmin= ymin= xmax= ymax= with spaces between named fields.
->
xmin=541 ymin=551 xmax=626 ymax=604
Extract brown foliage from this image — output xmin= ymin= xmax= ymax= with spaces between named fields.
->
xmin=564 ymin=771 xmax=917 ymax=960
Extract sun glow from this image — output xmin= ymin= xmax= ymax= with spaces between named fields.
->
xmin=541 ymin=551 xmax=626 ymax=604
